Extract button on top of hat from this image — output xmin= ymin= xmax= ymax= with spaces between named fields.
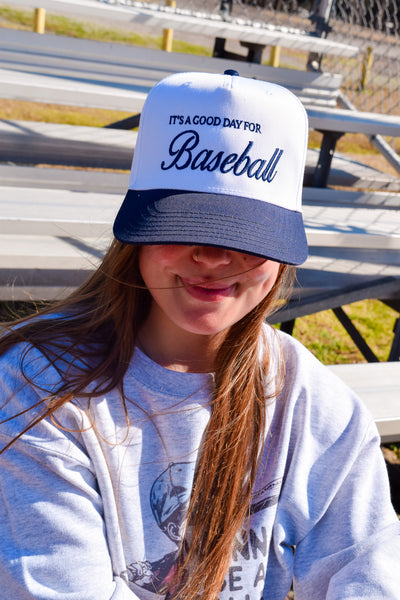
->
xmin=224 ymin=69 xmax=240 ymax=76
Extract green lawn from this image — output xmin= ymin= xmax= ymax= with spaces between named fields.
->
xmin=0 ymin=3 xmax=212 ymax=55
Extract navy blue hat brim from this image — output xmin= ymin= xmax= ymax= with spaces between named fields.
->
xmin=113 ymin=189 xmax=308 ymax=266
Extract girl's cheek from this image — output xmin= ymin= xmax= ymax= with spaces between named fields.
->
xmin=140 ymin=244 xmax=183 ymax=267
xmin=154 ymin=245 xmax=187 ymax=264
xmin=241 ymin=255 xmax=267 ymax=269
xmin=249 ymin=262 xmax=280 ymax=285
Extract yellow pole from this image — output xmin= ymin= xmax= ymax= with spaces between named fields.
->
xmin=269 ymin=46 xmax=281 ymax=68
xmin=361 ymin=46 xmax=373 ymax=90
xmin=33 ymin=7 xmax=46 ymax=34
xmin=161 ymin=0 xmax=176 ymax=52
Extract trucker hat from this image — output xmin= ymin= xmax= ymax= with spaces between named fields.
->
xmin=113 ymin=70 xmax=309 ymax=265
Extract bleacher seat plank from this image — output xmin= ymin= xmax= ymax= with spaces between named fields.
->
xmin=308 ymin=106 xmax=400 ymax=138
xmin=304 ymin=149 xmax=400 ymax=193
xmin=0 ymin=68 xmax=148 ymax=113
xmin=2 ymin=185 xmax=400 ymax=245
xmin=2 ymin=160 xmax=400 ymax=197
xmin=3 ymin=123 xmax=400 ymax=194
xmin=0 ymin=120 xmax=137 ymax=170
xmin=0 ymin=165 xmax=129 ymax=194
xmin=328 ymin=363 xmax=400 ymax=443
xmin=0 ymin=28 xmax=344 ymax=110
xmin=0 ymin=187 xmax=121 ymax=237
xmin=303 ymin=185 xmax=400 ymax=209
xmin=7 ymin=0 xmax=359 ymax=58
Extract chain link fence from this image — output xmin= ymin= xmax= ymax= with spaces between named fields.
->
xmin=325 ymin=0 xmax=400 ymax=116
xmin=101 ymin=0 xmax=399 ymax=115
xmin=221 ymin=0 xmax=400 ymax=116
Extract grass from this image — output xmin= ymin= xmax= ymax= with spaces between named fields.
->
xmin=309 ymin=129 xmax=400 ymax=158
xmin=290 ymin=299 xmax=399 ymax=364
xmin=0 ymin=4 xmax=212 ymax=55
xmin=389 ymin=445 xmax=400 ymax=460
xmin=0 ymin=300 xmax=48 ymax=323
xmin=0 ymin=98 xmax=133 ymax=128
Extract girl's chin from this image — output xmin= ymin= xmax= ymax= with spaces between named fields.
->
xmin=176 ymin=316 xmax=232 ymax=338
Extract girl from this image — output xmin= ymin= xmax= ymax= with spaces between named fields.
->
xmin=0 ymin=70 xmax=399 ymax=600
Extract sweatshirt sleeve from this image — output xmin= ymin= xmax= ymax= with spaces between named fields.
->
xmin=292 ymin=418 xmax=400 ymax=599
xmin=271 ymin=331 xmax=400 ymax=599
xmin=0 ymin=346 xmax=140 ymax=600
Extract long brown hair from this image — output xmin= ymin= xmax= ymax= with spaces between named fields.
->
xmin=0 ymin=239 xmax=294 ymax=600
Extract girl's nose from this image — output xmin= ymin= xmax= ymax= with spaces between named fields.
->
xmin=192 ymin=246 xmax=232 ymax=267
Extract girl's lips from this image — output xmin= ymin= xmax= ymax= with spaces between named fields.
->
xmin=179 ymin=277 xmax=236 ymax=301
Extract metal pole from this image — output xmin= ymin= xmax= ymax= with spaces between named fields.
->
xmin=33 ymin=7 xmax=46 ymax=34
xmin=315 ymin=0 xmax=334 ymax=34
xmin=212 ymin=0 xmax=232 ymax=59
xmin=161 ymin=0 xmax=176 ymax=52
xmin=307 ymin=0 xmax=334 ymax=71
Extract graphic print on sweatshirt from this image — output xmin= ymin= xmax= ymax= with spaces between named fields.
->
xmin=123 ymin=462 xmax=194 ymax=595
xmin=122 ymin=462 xmax=282 ymax=599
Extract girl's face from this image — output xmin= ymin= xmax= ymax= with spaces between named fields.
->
xmin=139 ymin=245 xmax=280 ymax=340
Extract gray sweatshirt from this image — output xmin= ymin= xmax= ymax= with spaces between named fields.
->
xmin=0 ymin=327 xmax=399 ymax=600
